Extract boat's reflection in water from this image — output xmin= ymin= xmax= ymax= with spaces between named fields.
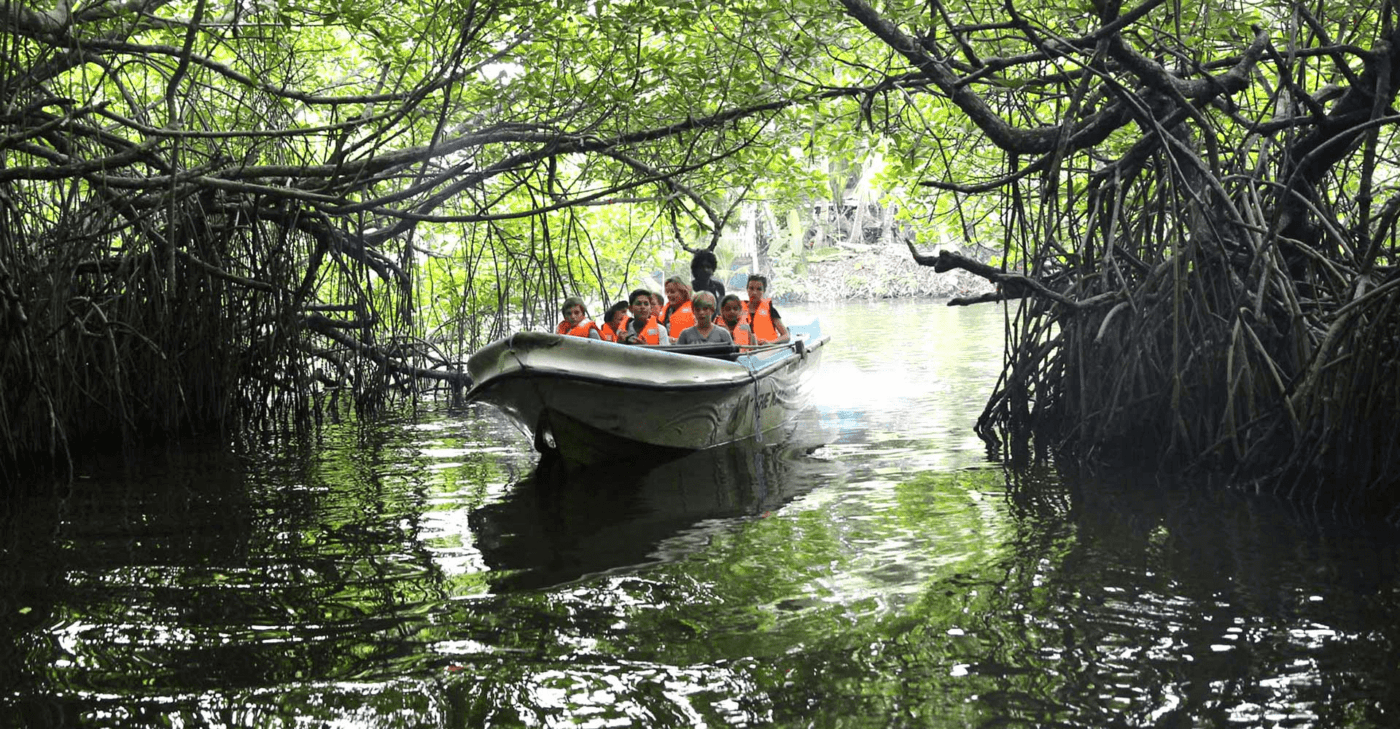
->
xmin=470 ymin=410 xmax=834 ymax=592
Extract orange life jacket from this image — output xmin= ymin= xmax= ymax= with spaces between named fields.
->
xmin=665 ymin=301 xmax=695 ymax=339
xmin=563 ymin=320 xmax=600 ymax=339
xmin=632 ymin=315 xmax=663 ymax=345
xmin=726 ymin=323 xmax=753 ymax=346
xmin=555 ymin=320 xmax=570 ymax=335
xmin=603 ymin=315 xmax=634 ymax=342
xmin=747 ymin=298 xmax=778 ymax=342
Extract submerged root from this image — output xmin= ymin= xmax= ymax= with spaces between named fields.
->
xmin=916 ymin=169 xmax=1400 ymax=521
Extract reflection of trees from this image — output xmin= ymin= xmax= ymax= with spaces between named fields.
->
xmin=5 ymin=409 xmax=852 ymax=724
xmin=8 ymin=412 xmax=1398 ymax=725
xmin=958 ymin=466 xmax=1400 ymax=726
xmin=1 ymin=414 xmax=515 ymax=722
xmin=1 ymin=445 xmax=257 ymax=717
xmin=596 ymin=466 xmax=1400 ymax=726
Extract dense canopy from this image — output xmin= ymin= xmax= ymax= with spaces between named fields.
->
xmin=2 ymin=0 xmax=1398 ymax=514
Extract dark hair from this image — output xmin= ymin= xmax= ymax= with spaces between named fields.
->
xmin=629 ymin=288 xmax=653 ymax=305
xmin=605 ymin=300 xmax=630 ymax=321
xmin=691 ymin=249 xmax=718 ymax=272
xmin=560 ymin=296 xmax=587 ymax=317
xmin=719 ymin=293 xmax=742 ymax=309
xmin=747 ymin=274 xmax=768 ymax=291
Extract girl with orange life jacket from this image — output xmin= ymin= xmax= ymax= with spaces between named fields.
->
xmin=558 ymin=296 xmax=602 ymax=340
xmin=743 ymin=274 xmax=789 ymax=344
xmin=660 ymin=276 xmax=696 ymax=340
xmin=719 ymin=294 xmax=755 ymax=346
xmin=600 ymin=300 xmax=630 ymax=343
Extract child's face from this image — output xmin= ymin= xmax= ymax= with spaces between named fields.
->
xmin=694 ymin=305 xmax=714 ymax=327
xmin=721 ymin=299 xmax=742 ymax=325
xmin=664 ymin=283 xmax=682 ymax=305
xmin=564 ymin=305 xmax=585 ymax=325
xmin=746 ymin=279 xmax=765 ymax=301
xmin=609 ymin=309 xmax=627 ymax=328
xmin=630 ymin=297 xmax=651 ymax=319
xmin=651 ymin=294 xmax=664 ymax=309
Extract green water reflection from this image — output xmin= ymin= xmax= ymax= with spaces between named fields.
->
xmin=2 ymin=301 xmax=1398 ymax=728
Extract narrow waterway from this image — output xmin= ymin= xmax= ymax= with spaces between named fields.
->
xmin=3 ymin=300 xmax=1399 ymax=727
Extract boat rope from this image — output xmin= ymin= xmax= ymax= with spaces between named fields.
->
xmin=740 ymin=336 xmax=802 ymax=445
xmin=743 ymin=353 xmax=763 ymax=445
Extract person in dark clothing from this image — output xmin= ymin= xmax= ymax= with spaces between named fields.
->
xmin=690 ymin=249 xmax=726 ymax=302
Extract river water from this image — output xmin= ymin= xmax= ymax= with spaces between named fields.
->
xmin=3 ymin=300 xmax=1399 ymax=727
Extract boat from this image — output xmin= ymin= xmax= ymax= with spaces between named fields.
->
xmin=464 ymin=320 xmax=829 ymax=466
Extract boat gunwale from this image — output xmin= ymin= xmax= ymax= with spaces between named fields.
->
xmin=465 ymin=332 xmax=828 ymax=402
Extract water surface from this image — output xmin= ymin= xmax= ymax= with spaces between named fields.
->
xmin=3 ymin=300 xmax=1398 ymax=727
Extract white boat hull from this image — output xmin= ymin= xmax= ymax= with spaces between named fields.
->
xmin=465 ymin=322 xmax=828 ymax=465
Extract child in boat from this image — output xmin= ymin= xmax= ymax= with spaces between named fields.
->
xmin=621 ymin=288 xmax=669 ymax=345
xmin=660 ymin=276 xmax=696 ymax=340
xmin=558 ymin=297 xmax=601 ymax=339
xmin=677 ymin=292 xmax=732 ymax=345
xmin=601 ymin=300 xmax=630 ymax=342
xmin=744 ymin=274 xmax=789 ymax=344
xmin=719 ymin=293 xmax=755 ymax=346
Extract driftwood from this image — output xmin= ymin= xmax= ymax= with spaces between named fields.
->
xmin=910 ymin=244 xmax=1124 ymax=310
xmin=303 ymin=316 xmax=472 ymax=388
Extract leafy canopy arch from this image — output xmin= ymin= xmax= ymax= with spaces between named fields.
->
xmin=5 ymin=0 xmax=1400 ymax=517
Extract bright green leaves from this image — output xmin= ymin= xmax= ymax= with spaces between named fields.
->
xmin=323 ymin=0 xmax=377 ymax=32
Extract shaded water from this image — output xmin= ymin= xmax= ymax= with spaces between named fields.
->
xmin=4 ymin=300 xmax=1400 ymax=727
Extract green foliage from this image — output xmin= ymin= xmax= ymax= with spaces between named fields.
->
xmin=5 ymin=0 xmax=1400 ymax=505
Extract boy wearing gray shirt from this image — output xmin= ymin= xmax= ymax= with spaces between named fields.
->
xmin=676 ymin=292 xmax=733 ymax=345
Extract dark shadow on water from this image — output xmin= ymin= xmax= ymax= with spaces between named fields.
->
xmin=471 ymin=412 xmax=835 ymax=592
xmin=979 ymin=461 xmax=1400 ymax=727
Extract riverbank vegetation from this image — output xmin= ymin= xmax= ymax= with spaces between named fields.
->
xmin=2 ymin=0 xmax=1397 ymax=517
xmin=882 ymin=0 xmax=1400 ymax=518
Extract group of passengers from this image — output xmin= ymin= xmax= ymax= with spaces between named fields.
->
xmin=555 ymin=250 xmax=789 ymax=349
